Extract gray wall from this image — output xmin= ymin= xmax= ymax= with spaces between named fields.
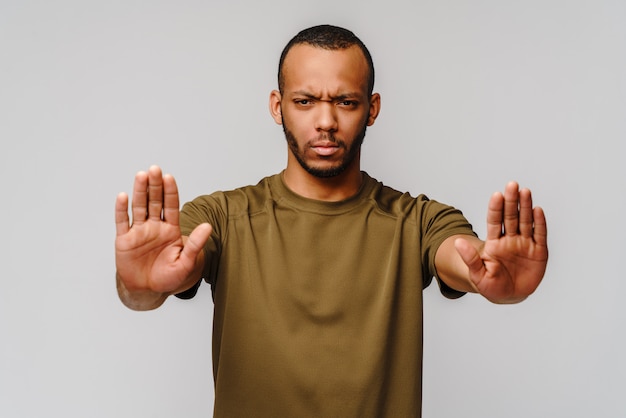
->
xmin=1 ymin=0 xmax=624 ymax=417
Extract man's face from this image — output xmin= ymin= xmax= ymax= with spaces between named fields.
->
xmin=271 ymin=44 xmax=379 ymax=178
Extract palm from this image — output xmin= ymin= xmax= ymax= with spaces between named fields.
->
xmin=116 ymin=218 xmax=187 ymax=293
xmin=457 ymin=182 xmax=548 ymax=304
xmin=474 ymin=232 xmax=548 ymax=303
xmin=115 ymin=166 xmax=210 ymax=295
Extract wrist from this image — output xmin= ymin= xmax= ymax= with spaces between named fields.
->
xmin=116 ymin=272 xmax=168 ymax=311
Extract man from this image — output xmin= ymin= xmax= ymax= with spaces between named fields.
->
xmin=115 ymin=25 xmax=548 ymax=417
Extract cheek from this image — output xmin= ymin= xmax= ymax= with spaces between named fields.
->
xmin=341 ymin=112 xmax=369 ymax=134
xmin=283 ymin=112 xmax=314 ymax=135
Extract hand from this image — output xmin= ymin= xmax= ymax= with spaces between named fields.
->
xmin=115 ymin=165 xmax=212 ymax=309
xmin=454 ymin=182 xmax=548 ymax=304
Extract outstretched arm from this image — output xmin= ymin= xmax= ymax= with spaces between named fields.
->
xmin=115 ymin=165 xmax=212 ymax=310
xmin=435 ymin=181 xmax=548 ymax=304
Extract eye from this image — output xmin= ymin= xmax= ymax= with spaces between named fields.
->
xmin=295 ymin=99 xmax=312 ymax=106
xmin=338 ymin=100 xmax=358 ymax=108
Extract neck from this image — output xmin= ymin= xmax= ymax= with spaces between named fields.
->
xmin=283 ymin=158 xmax=363 ymax=202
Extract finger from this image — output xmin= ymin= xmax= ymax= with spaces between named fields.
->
xmin=131 ymin=171 xmax=148 ymax=226
xmin=503 ymin=181 xmax=520 ymax=236
xmin=486 ymin=191 xmax=504 ymax=240
xmin=162 ymin=174 xmax=180 ymax=226
xmin=454 ymin=238 xmax=485 ymax=288
xmin=533 ymin=206 xmax=548 ymax=247
xmin=180 ymin=223 xmax=213 ymax=267
xmin=518 ymin=188 xmax=534 ymax=238
xmin=115 ymin=192 xmax=130 ymax=236
xmin=147 ymin=165 xmax=164 ymax=221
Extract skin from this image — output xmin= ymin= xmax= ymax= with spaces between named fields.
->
xmin=269 ymin=44 xmax=380 ymax=201
xmin=115 ymin=168 xmax=211 ymax=310
xmin=436 ymin=183 xmax=548 ymax=303
xmin=115 ymin=44 xmax=548 ymax=310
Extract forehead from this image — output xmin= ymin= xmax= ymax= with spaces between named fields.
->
xmin=281 ymin=44 xmax=369 ymax=95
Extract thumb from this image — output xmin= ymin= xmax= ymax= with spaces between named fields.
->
xmin=454 ymin=237 xmax=485 ymax=286
xmin=180 ymin=223 xmax=213 ymax=264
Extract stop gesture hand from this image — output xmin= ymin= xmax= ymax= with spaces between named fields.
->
xmin=454 ymin=182 xmax=548 ymax=304
xmin=115 ymin=166 xmax=212 ymax=310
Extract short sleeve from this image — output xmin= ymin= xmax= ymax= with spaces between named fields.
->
xmin=176 ymin=193 xmax=227 ymax=298
xmin=419 ymin=197 xmax=477 ymax=299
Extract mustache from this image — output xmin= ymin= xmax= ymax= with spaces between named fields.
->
xmin=312 ymin=133 xmax=342 ymax=145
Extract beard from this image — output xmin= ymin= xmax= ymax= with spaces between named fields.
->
xmin=282 ymin=117 xmax=367 ymax=178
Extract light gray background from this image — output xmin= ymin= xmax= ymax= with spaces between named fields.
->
xmin=1 ymin=0 xmax=624 ymax=417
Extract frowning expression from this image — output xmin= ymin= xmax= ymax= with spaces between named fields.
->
xmin=270 ymin=44 xmax=380 ymax=178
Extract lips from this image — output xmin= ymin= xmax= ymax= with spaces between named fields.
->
xmin=309 ymin=140 xmax=342 ymax=156
xmin=311 ymin=145 xmax=339 ymax=156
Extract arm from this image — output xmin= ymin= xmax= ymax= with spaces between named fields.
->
xmin=435 ymin=182 xmax=548 ymax=304
xmin=114 ymin=165 xmax=212 ymax=311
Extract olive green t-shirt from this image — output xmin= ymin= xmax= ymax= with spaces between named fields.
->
xmin=179 ymin=172 xmax=475 ymax=417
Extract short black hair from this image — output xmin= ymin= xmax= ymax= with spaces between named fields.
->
xmin=277 ymin=25 xmax=375 ymax=95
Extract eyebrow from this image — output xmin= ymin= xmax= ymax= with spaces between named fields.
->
xmin=291 ymin=90 xmax=362 ymax=101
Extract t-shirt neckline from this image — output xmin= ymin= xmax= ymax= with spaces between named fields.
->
xmin=271 ymin=171 xmax=377 ymax=215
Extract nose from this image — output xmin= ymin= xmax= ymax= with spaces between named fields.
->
xmin=314 ymin=102 xmax=338 ymax=132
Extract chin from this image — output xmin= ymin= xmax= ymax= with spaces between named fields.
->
xmin=301 ymin=159 xmax=352 ymax=178
xmin=306 ymin=167 xmax=346 ymax=178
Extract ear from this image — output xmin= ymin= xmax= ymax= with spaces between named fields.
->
xmin=366 ymin=93 xmax=381 ymax=126
xmin=269 ymin=90 xmax=283 ymax=125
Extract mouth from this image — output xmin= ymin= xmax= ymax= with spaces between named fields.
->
xmin=310 ymin=143 xmax=340 ymax=156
